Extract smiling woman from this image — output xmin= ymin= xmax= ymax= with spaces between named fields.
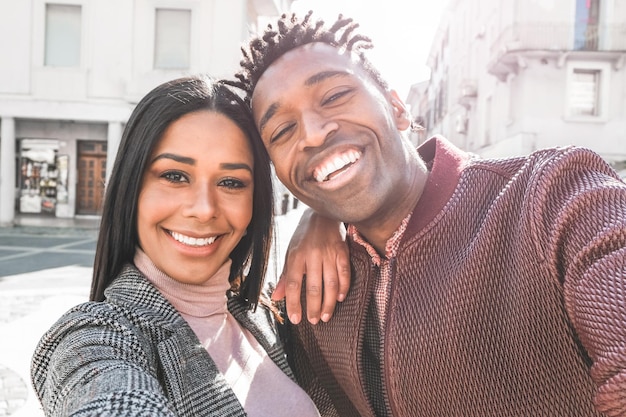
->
xmin=137 ymin=111 xmax=254 ymax=286
xmin=28 ymin=75 xmax=348 ymax=417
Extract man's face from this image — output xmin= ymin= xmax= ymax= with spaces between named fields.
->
xmin=251 ymin=43 xmax=411 ymax=224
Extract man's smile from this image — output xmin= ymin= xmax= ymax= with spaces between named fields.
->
xmin=312 ymin=149 xmax=361 ymax=183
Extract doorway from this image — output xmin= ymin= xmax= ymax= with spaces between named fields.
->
xmin=76 ymin=140 xmax=107 ymax=215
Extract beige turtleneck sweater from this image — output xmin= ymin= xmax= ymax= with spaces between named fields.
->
xmin=134 ymin=249 xmax=319 ymax=417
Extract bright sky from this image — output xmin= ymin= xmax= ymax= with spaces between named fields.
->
xmin=290 ymin=0 xmax=448 ymax=99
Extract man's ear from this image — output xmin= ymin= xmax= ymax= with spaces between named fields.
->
xmin=389 ymin=90 xmax=411 ymax=130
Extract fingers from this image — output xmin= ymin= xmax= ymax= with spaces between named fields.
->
xmin=271 ymin=278 xmax=286 ymax=301
xmin=304 ymin=250 xmax=323 ymax=325
xmin=336 ymin=243 xmax=351 ymax=303
xmin=279 ymin=251 xmax=350 ymax=325
xmin=277 ymin=210 xmax=351 ymax=326
xmin=319 ymin=262 xmax=339 ymax=323
xmin=278 ymin=249 xmax=328 ymax=326
xmin=282 ymin=252 xmax=306 ymax=325
xmin=318 ymin=242 xmax=351 ymax=322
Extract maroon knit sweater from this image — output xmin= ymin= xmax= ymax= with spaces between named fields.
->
xmin=287 ymin=136 xmax=626 ymax=417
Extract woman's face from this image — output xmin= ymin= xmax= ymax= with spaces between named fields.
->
xmin=137 ymin=110 xmax=254 ymax=285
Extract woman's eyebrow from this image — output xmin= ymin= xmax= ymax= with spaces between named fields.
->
xmin=151 ymin=153 xmax=195 ymax=165
xmin=220 ymin=162 xmax=252 ymax=173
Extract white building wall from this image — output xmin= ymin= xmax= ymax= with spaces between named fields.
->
xmin=0 ymin=3 xmax=32 ymax=95
xmin=0 ymin=0 xmax=291 ymax=225
xmin=410 ymin=0 xmax=626 ymax=176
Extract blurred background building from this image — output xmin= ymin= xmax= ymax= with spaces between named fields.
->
xmin=406 ymin=0 xmax=626 ymax=178
xmin=2 ymin=0 xmax=624 ymax=227
xmin=0 ymin=0 xmax=293 ymax=226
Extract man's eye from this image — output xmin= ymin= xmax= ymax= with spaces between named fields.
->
xmin=322 ymin=88 xmax=352 ymax=106
xmin=161 ymin=171 xmax=188 ymax=183
xmin=271 ymin=123 xmax=295 ymax=143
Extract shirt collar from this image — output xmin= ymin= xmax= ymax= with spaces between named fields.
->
xmin=348 ymin=212 xmax=412 ymax=266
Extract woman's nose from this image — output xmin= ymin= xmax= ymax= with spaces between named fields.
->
xmin=182 ymin=185 xmax=218 ymax=222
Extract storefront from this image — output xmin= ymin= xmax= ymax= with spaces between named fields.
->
xmin=18 ymin=139 xmax=69 ymax=216
xmin=1 ymin=114 xmax=122 ymax=226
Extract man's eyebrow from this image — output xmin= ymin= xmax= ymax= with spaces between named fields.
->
xmin=152 ymin=153 xmax=195 ymax=165
xmin=259 ymin=102 xmax=279 ymax=135
xmin=304 ymin=70 xmax=350 ymax=87
xmin=258 ymin=70 xmax=351 ymax=134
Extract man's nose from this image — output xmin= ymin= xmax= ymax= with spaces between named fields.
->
xmin=298 ymin=111 xmax=338 ymax=150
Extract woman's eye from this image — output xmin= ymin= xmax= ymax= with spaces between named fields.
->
xmin=161 ymin=171 xmax=188 ymax=183
xmin=271 ymin=123 xmax=295 ymax=143
xmin=219 ymin=178 xmax=246 ymax=189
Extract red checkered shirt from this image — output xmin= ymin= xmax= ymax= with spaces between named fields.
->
xmin=347 ymin=212 xmax=413 ymax=417
xmin=348 ymin=212 xmax=412 ymax=330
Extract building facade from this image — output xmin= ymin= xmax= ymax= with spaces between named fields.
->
xmin=0 ymin=0 xmax=292 ymax=225
xmin=407 ymin=0 xmax=626 ymax=178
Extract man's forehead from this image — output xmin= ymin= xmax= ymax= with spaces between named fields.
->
xmin=264 ymin=42 xmax=358 ymax=76
xmin=251 ymin=42 xmax=369 ymax=115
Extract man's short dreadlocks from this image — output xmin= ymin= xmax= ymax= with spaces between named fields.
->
xmin=228 ymin=11 xmax=389 ymax=103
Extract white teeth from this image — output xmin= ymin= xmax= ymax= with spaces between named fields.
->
xmin=314 ymin=151 xmax=360 ymax=182
xmin=170 ymin=231 xmax=217 ymax=247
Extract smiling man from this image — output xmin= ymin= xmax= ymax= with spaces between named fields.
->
xmin=229 ymin=11 xmax=626 ymax=417
xmin=251 ymin=41 xmax=427 ymax=254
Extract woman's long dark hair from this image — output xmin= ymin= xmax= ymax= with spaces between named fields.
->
xmin=90 ymin=75 xmax=274 ymax=308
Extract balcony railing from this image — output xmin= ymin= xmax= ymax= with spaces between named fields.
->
xmin=487 ymin=22 xmax=626 ymax=80
xmin=490 ymin=22 xmax=626 ymax=58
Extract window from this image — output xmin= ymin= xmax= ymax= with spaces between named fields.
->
xmin=45 ymin=4 xmax=82 ymax=67
xmin=154 ymin=9 xmax=191 ymax=69
xmin=569 ymin=69 xmax=600 ymax=116
xmin=565 ymin=62 xmax=610 ymax=121
xmin=574 ymin=0 xmax=601 ymax=50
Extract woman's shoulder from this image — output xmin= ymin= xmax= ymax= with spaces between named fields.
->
xmin=33 ymin=300 xmax=137 ymax=358
xmin=30 ymin=298 xmax=174 ymax=416
xmin=33 ymin=266 xmax=177 ymax=363
xmin=31 ymin=300 xmax=137 ymax=396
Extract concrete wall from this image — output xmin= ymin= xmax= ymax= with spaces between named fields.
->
xmin=0 ymin=0 xmax=291 ymax=224
xmin=409 ymin=0 xmax=626 ymax=171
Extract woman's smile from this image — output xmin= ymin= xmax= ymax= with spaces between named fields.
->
xmin=168 ymin=230 xmax=219 ymax=247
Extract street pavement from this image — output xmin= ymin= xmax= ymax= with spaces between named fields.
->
xmin=0 ymin=206 xmax=306 ymax=416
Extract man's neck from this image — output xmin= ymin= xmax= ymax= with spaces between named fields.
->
xmin=354 ymin=157 xmax=429 ymax=254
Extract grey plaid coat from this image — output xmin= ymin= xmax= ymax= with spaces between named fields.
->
xmin=31 ymin=265 xmax=294 ymax=417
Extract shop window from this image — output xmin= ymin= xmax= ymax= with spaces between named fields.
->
xmin=154 ymin=8 xmax=191 ymax=69
xmin=19 ymin=139 xmax=67 ymax=215
xmin=45 ymin=4 xmax=82 ymax=67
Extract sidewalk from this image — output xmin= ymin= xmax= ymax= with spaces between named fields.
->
xmin=0 ymin=206 xmax=306 ymax=416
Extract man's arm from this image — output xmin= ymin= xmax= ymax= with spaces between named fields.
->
xmin=535 ymin=148 xmax=626 ymax=416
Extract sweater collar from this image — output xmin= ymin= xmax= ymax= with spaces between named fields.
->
xmin=404 ymin=135 xmax=471 ymax=237
xmin=133 ymin=248 xmax=231 ymax=318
